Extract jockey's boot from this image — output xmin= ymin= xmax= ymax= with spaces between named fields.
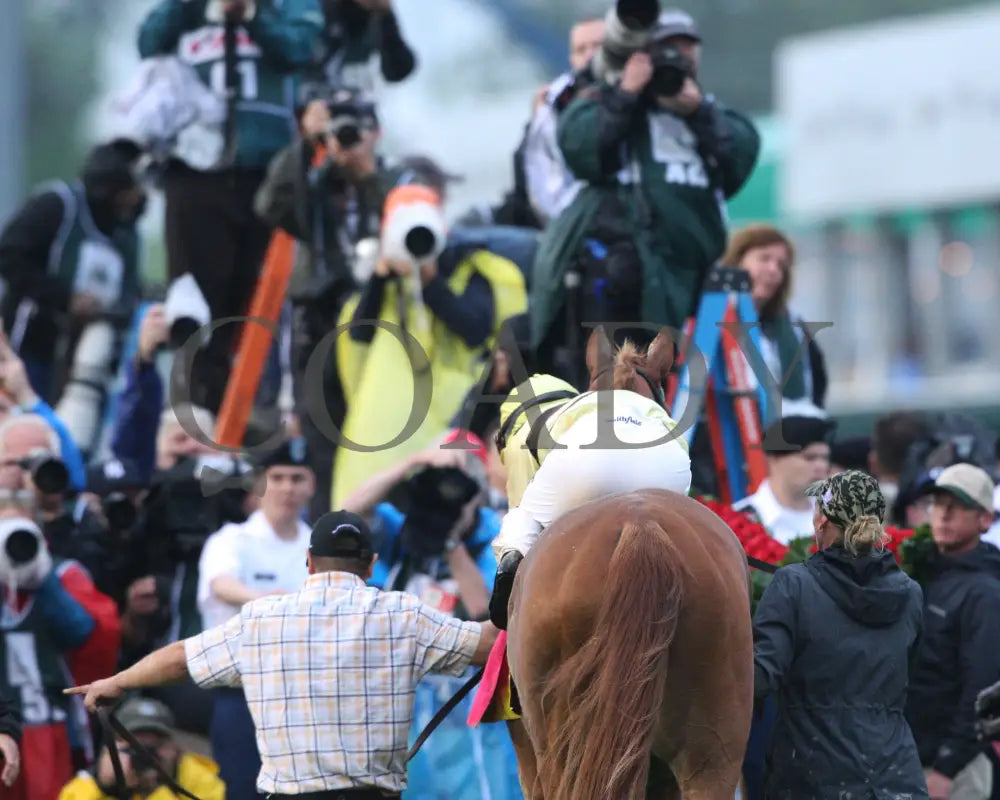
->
xmin=489 ymin=550 xmax=523 ymax=630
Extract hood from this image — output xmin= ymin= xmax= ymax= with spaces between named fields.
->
xmin=930 ymin=541 xmax=1000 ymax=579
xmin=805 ymin=546 xmax=914 ymax=627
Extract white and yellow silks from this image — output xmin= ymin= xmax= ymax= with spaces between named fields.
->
xmin=332 ymin=251 xmax=528 ymax=509
xmin=492 ymin=373 xmax=692 ymax=562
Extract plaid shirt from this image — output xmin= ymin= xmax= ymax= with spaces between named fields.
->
xmin=183 ymin=571 xmax=482 ymax=795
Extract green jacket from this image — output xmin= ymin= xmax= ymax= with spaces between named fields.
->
xmin=530 ymin=84 xmax=760 ymax=348
xmin=138 ymin=0 xmax=323 ymax=170
xmin=253 ymin=144 xmax=400 ymax=304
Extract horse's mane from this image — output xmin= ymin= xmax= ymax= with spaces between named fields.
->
xmin=613 ymin=340 xmax=646 ymax=391
xmin=591 ymin=338 xmax=647 ymax=393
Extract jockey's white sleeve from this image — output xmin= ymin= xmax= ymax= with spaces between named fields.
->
xmin=493 ymin=505 xmax=544 ymax=560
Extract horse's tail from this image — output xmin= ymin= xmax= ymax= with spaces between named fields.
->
xmin=541 ymin=516 xmax=685 ymax=800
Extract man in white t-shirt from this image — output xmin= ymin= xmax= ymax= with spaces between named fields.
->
xmin=196 ymin=437 xmax=315 ymax=800
xmin=733 ymin=414 xmax=836 ymax=545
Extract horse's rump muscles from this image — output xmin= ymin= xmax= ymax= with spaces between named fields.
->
xmin=539 ymin=515 xmax=685 ymax=800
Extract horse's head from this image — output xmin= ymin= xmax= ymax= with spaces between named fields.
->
xmin=585 ymin=326 xmax=675 ymax=407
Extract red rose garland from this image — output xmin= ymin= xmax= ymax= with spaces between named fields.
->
xmin=695 ymin=496 xmax=916 ymax=568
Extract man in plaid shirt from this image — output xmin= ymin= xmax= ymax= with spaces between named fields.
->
xmin=65 ymin=510 xmax=500 ymax=799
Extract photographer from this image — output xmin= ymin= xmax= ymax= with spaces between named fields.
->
xmin=458 ymin=17 xmax=605 ymax=232
xmin=255 ymin=83 xmax=389 ymax=517
xmin=0 ymin=139 xmax=147 ymax=405
xmin=333 ymin=174 xmax=528 ymax=508
xmin=341 ymin=429 xmax=523 ymax=799
xmin=0 ymin=505 xmax=120 ymax=799
xmin=0 ymin=329 xmax=86 ymax=492
xmin=59 ymin=696 xmax=224 ymax=800
xmin=0 ymin=415 xmax=124 ymax=597
xmin=521 ymin=16 xmax=606 ymax=227
xmin=137 ymin=0 xmax=323 ymax=412
xmin=531 ymin=4 xmax=760 ymax=380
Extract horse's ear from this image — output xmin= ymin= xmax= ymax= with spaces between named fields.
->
xmin=586 ymin=326 xmax=615 ymax=387
xmin=644 ymin=327 xmax=675 ymax=381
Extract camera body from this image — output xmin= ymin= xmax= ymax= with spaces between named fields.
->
xmin=592 ymin=0 xmax=695 ymax=99
xmin=647 ymin=44 xmax=689 ymax=98
xmin=328 ymin=116 xmax=362 ymax=150
xmin=324 ymin=87 xmax=377 ymax=150
xmin=21 ymin=453 xmax=70 ymax=495
xmin=143 ymin=455 xmax=251 ymax=560
xmin=398 ymin=466 xmax=481 ymax=559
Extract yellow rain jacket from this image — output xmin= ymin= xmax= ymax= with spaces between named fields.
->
xmin=58 ymin=752 xmax=225 ymax=800
xmin=332 ymin=249 xmax=527 ymax=508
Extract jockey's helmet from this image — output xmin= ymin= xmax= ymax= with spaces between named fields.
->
xmin=495 ymin=374 xmax=578 ymax=456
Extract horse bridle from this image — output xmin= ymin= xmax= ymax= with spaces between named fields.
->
xmin=591 ymin=365 xmax=667 ymax=410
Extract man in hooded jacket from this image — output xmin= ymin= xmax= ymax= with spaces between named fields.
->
xmin=906 ymin=464 xmax=1000 ymax=800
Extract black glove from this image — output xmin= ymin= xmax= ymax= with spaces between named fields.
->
xmin=489 ymin=551 xmax=523 ymax=630
xmin=974 ymin=679 xmax=1000 ymax=741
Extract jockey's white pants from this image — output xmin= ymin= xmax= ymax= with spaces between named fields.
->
xmin=494 ymin=419 xmax=692 ymax=560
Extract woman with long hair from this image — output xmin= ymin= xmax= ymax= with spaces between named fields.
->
xmin=721 ymin=223 xmax=828 ymax=410
xmin=753 ymin=469 xmax=928 ymax=799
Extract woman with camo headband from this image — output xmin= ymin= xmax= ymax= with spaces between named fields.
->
xmin=751 ymin=469 xmax=929 ymax=799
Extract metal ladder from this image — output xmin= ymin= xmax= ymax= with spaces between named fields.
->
xmin=667 ymin=266 xmax=770 ymax=505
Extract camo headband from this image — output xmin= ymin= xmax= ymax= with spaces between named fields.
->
xmin=806 ymin=469 xmax=886 ymax=528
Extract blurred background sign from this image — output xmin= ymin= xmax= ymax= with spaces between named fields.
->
xmin=778 ymin=4 xmax=1000 ymax=220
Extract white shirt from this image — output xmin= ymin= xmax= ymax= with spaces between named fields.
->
xmin=197 ymin=510 xmax=311 ymax=629
xmin=522 ymin=71 xmax=586 ymax=224
xmin=733 ymin=479 xmax=815 ymax=546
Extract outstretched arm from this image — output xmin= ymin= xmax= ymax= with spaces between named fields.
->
xmin=64 ymin=640 xmax=189 ymax=712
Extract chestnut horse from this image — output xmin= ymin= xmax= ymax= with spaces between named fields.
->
xmin=504 ymin=328 xmax=754 ymax=799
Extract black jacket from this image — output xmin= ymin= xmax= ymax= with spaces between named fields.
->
xmin=753 ymin=546 xmax=927 ymax=799
xmin=905 ymin=542 xmax=1000 ymax=778
xmin=0 ymin=689 xmax=21 ymax=743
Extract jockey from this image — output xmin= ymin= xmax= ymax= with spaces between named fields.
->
xmin=487 ymin=371 xmax=693 ymax=629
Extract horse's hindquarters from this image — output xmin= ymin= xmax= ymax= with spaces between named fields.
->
xmin=508 ymin=490 xmax=753 ymax=800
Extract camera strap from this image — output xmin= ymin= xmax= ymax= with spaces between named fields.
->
xmin=98 ymin=707 xmax=204 ymax=800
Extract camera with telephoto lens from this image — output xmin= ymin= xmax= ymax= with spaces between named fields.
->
xmin=21 ymin=453 xmax=69 ymax=495
xmin=324 ymin=86 xmax=376 ymax=150
xmin=647 ymin=43 xmax=690 ymax=97
xmin=103 ymin=492 xmax=137 ymax=533
xmin=592 ymin=0 xmax=661 ymax=80
xmin=593 ymin=0 xmax=694 ymax=98
xmin=143 ymin=454 xmax=251 ymax=559
xmin=327 ymin=116 xmax=362 ymax=150
xmin=0 ymin=517 xmax=52 ymax=590
xmin=398 ymin=466 xmax=482 ymax=559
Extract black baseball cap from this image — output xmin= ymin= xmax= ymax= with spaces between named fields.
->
xmin=651 ymin=9 xmax=701 ymax=43
xmin=310 ymin=511 xmax=374 ymax=560
xmin=86 ymin=457 xmax=145 ymax=495
xmin=763 ymin=414 xmax=836 ymax=456
xmin=252 ymin=438 xmax=311 ymax=473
